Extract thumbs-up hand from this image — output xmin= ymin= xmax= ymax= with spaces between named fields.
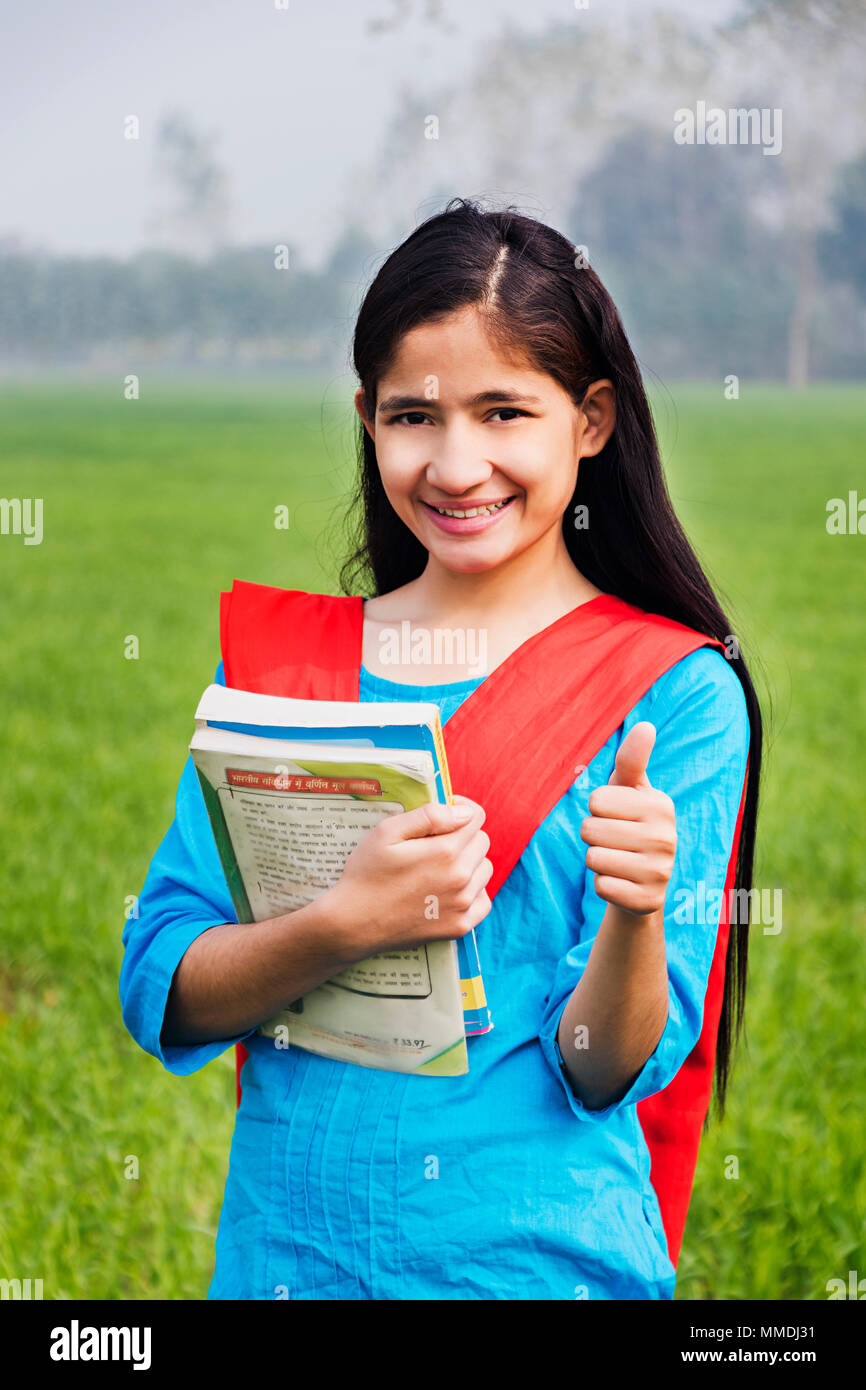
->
xmin=580 ymin=721 xmax=677 ymax=918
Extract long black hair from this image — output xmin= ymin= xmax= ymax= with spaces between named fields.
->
xmin=338 ymin=196 xmax=764 ymax=1122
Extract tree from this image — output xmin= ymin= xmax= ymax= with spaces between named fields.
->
xmin=144 ymin=111 xmax=235 ymax=261
xmin=819 ymin=154 xmax=866 ymax=300
xmin=344 ymin=14 xmax=716 ymax=253
xmin=720 ymin=0 xmax=866 ymax=385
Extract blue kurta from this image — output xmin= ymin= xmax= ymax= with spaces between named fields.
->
xmin=119 ymin=643 xmax=749 ymax=1299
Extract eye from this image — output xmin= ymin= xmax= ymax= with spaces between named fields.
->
xmin=488 ymin=408 xmax=529 ymax=422
xmin=387 ymin=411 xmax=431 ymax=426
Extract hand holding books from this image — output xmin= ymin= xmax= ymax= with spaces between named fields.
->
xmin=326 ymin=793 xmax=492 ymax=958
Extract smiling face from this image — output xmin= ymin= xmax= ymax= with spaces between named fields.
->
xmin=354 ymin=304 xmax=615 ymax=580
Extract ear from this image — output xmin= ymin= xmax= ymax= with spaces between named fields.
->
xmin=354 ymin=387 xmax=375 ymax=442
xmin=577 ymin=379 xmax=616 ymax=459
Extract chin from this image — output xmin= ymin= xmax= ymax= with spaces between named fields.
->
xmin=432 ymin=546 xmax=513 ymax=575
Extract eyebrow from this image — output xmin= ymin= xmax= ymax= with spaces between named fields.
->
xmin=377 ymin=389 xmax=543 ymax=413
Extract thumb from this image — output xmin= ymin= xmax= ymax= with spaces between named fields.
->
xmin=608 ymin=721 xmax=656 ymax=788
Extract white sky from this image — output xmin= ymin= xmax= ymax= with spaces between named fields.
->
xmin=0 ymin=0 xmax=742 ymax=268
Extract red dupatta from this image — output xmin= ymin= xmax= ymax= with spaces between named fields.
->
xmin=218 ymin=579 xmax=748 ymax=1269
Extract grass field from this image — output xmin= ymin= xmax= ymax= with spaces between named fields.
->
xmin=1 ymin=373 xmax=863 ymax=1300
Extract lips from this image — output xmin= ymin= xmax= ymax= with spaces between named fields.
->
xmin=420 ymin=495 xmax=517 ymax=534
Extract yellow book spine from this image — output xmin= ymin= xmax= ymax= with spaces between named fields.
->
xmin=460 ymin=974 xmax=488 ymax=1009
xmin=431 ymin=712 xmax=454 ymax=804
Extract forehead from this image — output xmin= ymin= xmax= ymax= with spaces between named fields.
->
xmin=380 ymin=305 xmax=546 ymax=390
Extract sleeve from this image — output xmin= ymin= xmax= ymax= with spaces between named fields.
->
xmin=118 ymin=660 xmax=258 ymax=1076
xmin=537 ymin=645 xmax=750 ymax=1121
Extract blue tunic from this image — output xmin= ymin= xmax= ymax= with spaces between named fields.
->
xmin=119 ymin=643 xmax=749 ymax=1299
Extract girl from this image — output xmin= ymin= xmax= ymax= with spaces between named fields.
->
xmin=120 ymin=198 xmax=762 ymax=1300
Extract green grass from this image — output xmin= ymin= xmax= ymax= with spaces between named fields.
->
xmin=0 ymin=373 xmax=863 ymax=1300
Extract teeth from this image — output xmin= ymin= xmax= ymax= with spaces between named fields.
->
xmin=433 ymin=499 xmax=510 ymax=518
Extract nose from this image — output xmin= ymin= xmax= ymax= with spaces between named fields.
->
xmin=423 ymin=419 xmax=493 ymax=494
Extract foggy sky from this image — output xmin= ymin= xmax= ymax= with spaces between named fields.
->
xmin=0 ymin=0 xmax=741 ymax=269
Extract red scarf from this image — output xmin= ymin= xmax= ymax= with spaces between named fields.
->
xmin=219 ymin=579 xmax=748 ymax=1268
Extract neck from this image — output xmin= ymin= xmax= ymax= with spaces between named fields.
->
xmin=412 ymin=528 xmax=602 ymax=626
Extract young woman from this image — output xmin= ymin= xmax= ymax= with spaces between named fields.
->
xmin=120 ymin=198 xmax=762 ymax=1300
